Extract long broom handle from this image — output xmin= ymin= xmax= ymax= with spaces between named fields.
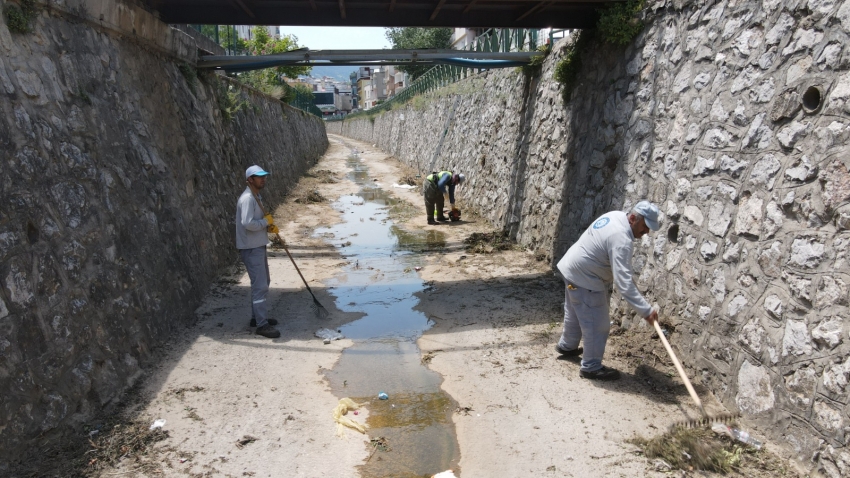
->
xmin=250 ymin=192 xmax=318 ymax=297
xmin=653 ymin=319 xmax=706 ymax=415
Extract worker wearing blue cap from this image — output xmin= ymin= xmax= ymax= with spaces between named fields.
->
xmin=235 ymin=165 xmax=281 ymax=338
xmin=554 ymin=200 xmax=661 ymax=380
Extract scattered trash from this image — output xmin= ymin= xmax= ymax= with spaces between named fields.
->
xmin=414 ymin=266 xmax=422 ymax=271
xmin=432 ymin=471 xmax=457 ymax=478
xmin=712 ymin=423 xmax=763 ymax=449
xmin=333 ymin=397 xmax=367 ymax=435
xmin=149 ymin=419 xmax=166 ymax=430
xmin=367 ymin=436 xmax=391 ymax=462
xmin=179 ymin=458 xmax=187 ymax=463
xmin=315 ymin=328 xmax=344 ymax=341
xmin=236 ymin=435 xmax=258 ymax=448
xmin=378 ymin=392 xmax=389 ymax=400
xmin=392 ymin=183 xmax=417 ymax=189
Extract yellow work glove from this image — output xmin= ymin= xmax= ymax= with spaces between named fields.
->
xmin=263 ymin=214 xmax=275 ymax=226
xmin=267 ymin=224 xmax=280 ymax=234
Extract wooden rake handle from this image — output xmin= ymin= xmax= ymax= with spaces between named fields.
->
xmin=653 ymin=319 xmax=706 ymax=416
xmin=250 ymin=192 xmax=316 ymax=296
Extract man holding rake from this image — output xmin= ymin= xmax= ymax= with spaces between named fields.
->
xmin=235 ymin=165 xmax=281 ymax=339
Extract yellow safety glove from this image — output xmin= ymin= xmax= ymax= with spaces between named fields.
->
xmin=267 ymin=224 xmax=280 ymax=234
xmin=263 ymin=214 xmax=275 ymax=226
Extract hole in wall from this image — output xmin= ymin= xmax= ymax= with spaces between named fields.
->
xmin=26 ymin=222 xmax=39 ymax=244
xmin=801 ymin=86 xmax=823 ymax=114
xmin=667 ymin=224 xmax=679 ymax=243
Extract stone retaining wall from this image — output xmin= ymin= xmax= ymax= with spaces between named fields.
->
xmin=0 ymin=0 xmax=327 ymax=463
xmin=328 ymin=1 xmax=850 ymax=473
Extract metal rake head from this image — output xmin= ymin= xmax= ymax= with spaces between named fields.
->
xmin=311 ymin=300 xmax=330 ymax=319
xmin=671 ymin=412 xmax=740 ymax=431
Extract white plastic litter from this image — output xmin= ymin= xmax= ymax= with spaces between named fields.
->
xmin=392 ymin=183 xmax=416 ymax=189
xmin=315 ymin=328 xmax=344 ymax=341
xmin=150 ymin=419 xmax=166 ymax=430
xmin=432 ymin=471 xmax=457 ymax=478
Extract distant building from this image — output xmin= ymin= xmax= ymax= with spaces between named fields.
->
xmin=313 ymin=91 xmax=336 ymax=116
xmin=356 ymin=67 xmax=372 ymax=109
xmin=334 ymin=85 xmax=352 ymax=113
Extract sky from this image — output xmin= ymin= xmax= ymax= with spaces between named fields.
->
xmin=279 ymin=27 xmax=391 ymax=50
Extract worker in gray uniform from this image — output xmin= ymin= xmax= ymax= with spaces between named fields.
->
xmin=554 ymin=200 xmax=660 ymax=380
xmin=235 ymin=165 xmax=281 ymax=339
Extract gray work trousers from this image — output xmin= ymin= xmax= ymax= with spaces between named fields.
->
xmin=423 ymin=180 xmax=444 ymax=220
xmin=240 ymin=246 xmax=270 ymax=328
xmin=558 ymin=281 xmax=611 ymax=372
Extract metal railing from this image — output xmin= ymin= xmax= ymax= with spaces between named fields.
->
xmin=331 ymin=28 xmax=546 ymax=120
xmin=281 ymin=83 xmax=323 ymax=117
xmin=189 ymin=25 xmax=248 ymax=56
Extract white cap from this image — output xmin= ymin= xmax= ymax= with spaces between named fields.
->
xmin=245 ymin=165 xmax=270 ymax=179
xmin=455 ymin=173 xmax=465 ymax=184
xmin=632 ymin=200 xmax=660 ymax=231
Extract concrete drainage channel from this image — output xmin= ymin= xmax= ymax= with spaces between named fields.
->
xmin=318 ymin=149 xmax=460 ymax=477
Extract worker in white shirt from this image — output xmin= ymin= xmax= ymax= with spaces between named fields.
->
xmin=554 ymin=200 xmax=660 ymax=380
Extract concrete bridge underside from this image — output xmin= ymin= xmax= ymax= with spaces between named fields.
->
xmin=148 ymin=0 xmax=613 ymax=28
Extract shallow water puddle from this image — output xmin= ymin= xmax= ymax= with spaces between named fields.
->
xmin=318 ymin=153 xmax=459 ymax=477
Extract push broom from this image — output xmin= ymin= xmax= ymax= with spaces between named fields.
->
xmin=653 ymin=320 xmax=738 ymax=429
xmin=251 ymin=192 xmax=330 ymax=319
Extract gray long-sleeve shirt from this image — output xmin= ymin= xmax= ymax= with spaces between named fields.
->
xmin=556 ymin=210 xmax=653 ymax=317
xmin=235 ymin=187 xmax=270 ymax=250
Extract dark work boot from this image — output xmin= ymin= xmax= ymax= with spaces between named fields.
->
xmin=427 ymin=216 xmax=437 ymax=225
xmin=555 ymin=344 xmax=583 ymax=357
xmin=256 ymin=324 xmax=281 ymax=338
xmin=580 ymin=366 xmax=620 ymax=380
xmin=250 ymin=318 xmax=278 ymax=327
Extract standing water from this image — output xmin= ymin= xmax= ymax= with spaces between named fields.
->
xmin=317 ymin=149 xmax=460 ymax=477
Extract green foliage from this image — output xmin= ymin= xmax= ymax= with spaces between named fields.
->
xmin=246 ymin=27 xmax=311 ymax=79
xmin=597 ymin=0 xmax=645 ymax=46
xmin=520 ymin=44 xmax=551 ymax=77
xmin=384 ymin=27 xmax=453 ymax=80
xmin=214 ymin=80 xmax=251 ymax=121
xmin=177 ymin=62 xmax=198 ymax=95
xmin=553 ymin=31 xmax=590 ymax=103
xmin=4 ymin=0 xmax=38 ymax=33
xmin=230 ymin=27 xmax=312 ymax=97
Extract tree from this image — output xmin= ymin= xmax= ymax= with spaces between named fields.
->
xmin=245 ymin=27 xmax=312 ymax=81
xmin=384 ymin=27 xmax=452 ymax=80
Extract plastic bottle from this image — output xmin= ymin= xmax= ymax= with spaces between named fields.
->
xmin=729 ymin=427 xmax=763 ymax=449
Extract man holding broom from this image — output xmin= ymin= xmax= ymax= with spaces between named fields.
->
xmin=235 ymin=165 xmax=281 ymax=339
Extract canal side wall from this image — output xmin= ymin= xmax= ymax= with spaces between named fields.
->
xmin=328 ymin=1 xmax=850 ymax=473
xmin=0 ymin=0 xmax=327 ymax=463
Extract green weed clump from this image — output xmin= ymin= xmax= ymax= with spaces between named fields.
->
xmin=553 ymin=31 xmax=590 ymax=103
xmin=630 ymin=426 xmax=798 ymax=476
xmin=520 ymin=44 xmax=551 ymax=77
xmin=597 ymin=0 xmax=645 ymax=46
xmin=4 ymin=0 xmax=38 ymax=33
xmin=177 ymin=62 xmax=198 ymax=95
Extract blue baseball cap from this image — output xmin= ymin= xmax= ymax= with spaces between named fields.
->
xmin=245 ymin=165 xmax=270 ymax=179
